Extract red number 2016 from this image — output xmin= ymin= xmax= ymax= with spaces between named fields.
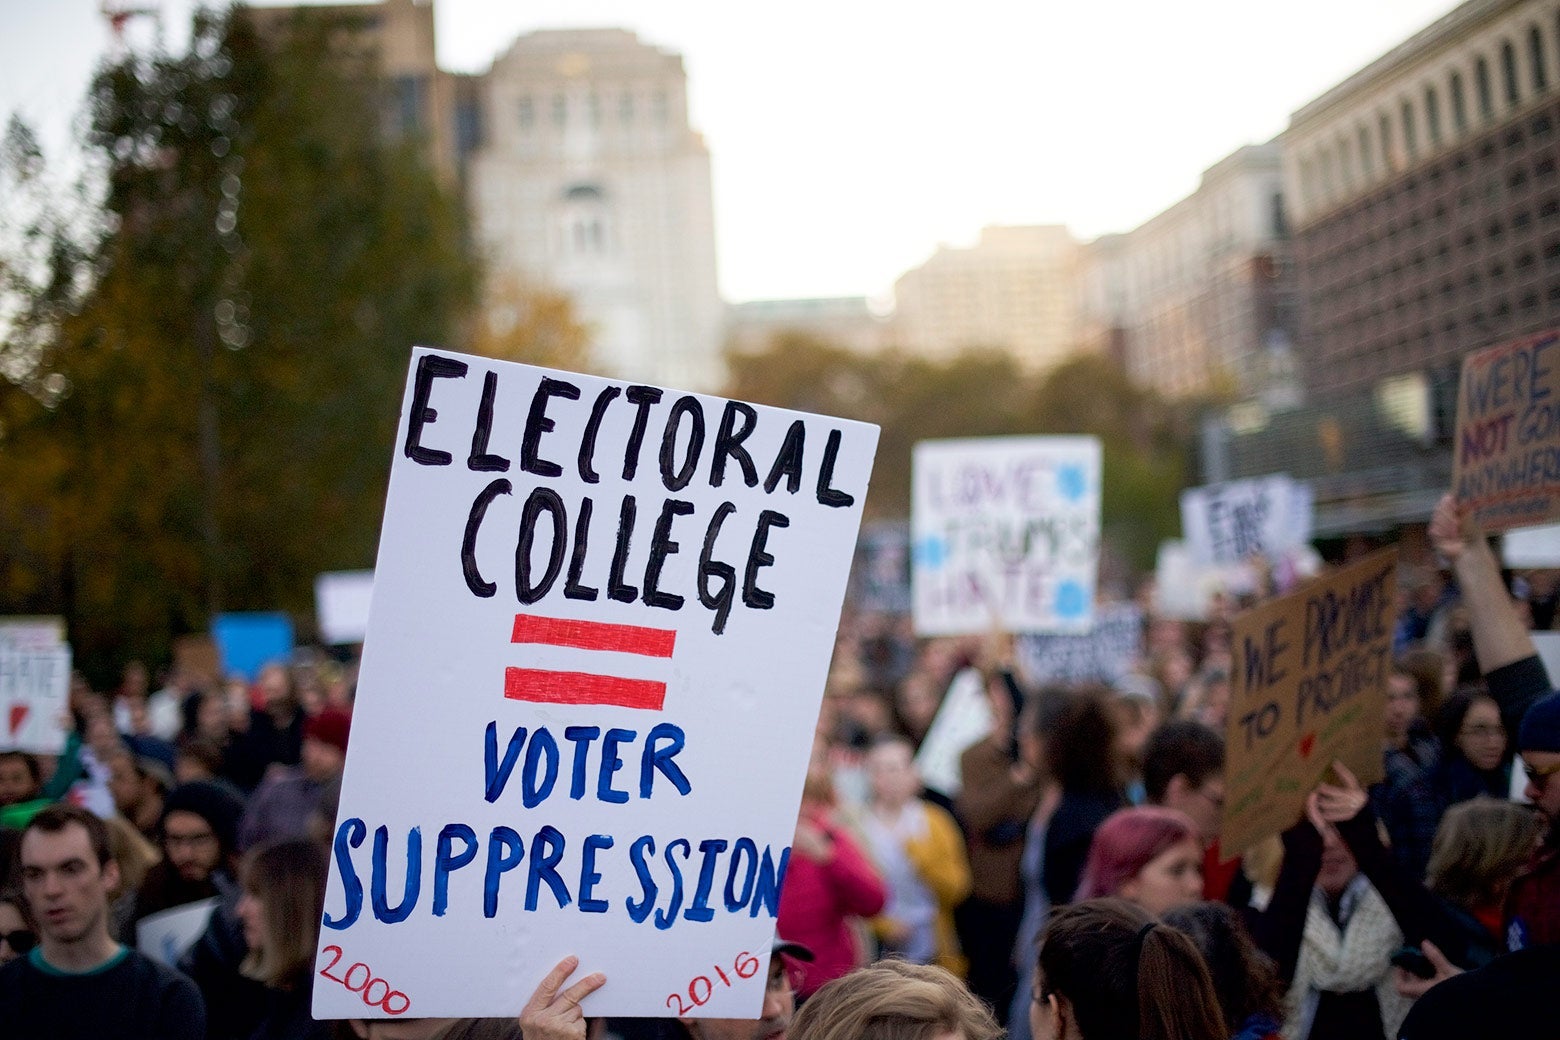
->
xmin=665 ymin=952 xmax=763 ymax=1015
xmin=319 ymin=945 xmax=412 ymax=1015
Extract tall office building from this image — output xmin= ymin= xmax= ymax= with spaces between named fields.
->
xmin=1079 ymin=143 xmax=1298 ymax=401
xmin=468 ymin=28 xmax=724 ymax=390
xmin=1284 ymin=0 xmax=1560 ymax=402
xmin=889 ymin=226 xmax=1083 ymax=372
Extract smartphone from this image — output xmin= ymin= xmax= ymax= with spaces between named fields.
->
xmin=1389 ymin=945 xmax=1436 ymax=979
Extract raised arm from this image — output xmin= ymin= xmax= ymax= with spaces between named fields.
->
xmin=1430 ymin=493 xmax=1534 ymax=673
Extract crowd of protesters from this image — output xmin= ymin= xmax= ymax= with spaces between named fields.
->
xmin=2 ymin=491 xmax=1559 ymax=1040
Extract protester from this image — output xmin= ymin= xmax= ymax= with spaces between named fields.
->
xmin=132 ymin=779 xmax=245 ymax=928
xmin=1161 ymin=902 xmax=1285 ymax=1040
xmin=0 ymin=803 xmax=205 ymax=1038
xmin=233 ymin=838 xmax=332 ymax=1040
xmin=1074 ymin=806 xmax=1204 ymax=915
xmin=775 ymin=773 xmax=887 ymax=999
xmin=1140 ymin=720 xmax=1237 ymax=900
xmin=0 ymin=888 xmax=34 ymax=965
xmin=1428 ymin=689 xmax=1510 ymax=807
xmin=954 ymin=660 xmax=1043 ymax=1020
xmin=1428 ymin=493 xmax=1560 ymax=950
xmin=856 ymin=734 xmax=971 ymax=972
xmin=607 ymin=940 xmax=811 ymax=1040
xmin=1032 ymin=898 xmax=1225 ymax=1040
xmin=1041 ymin=688 xmax=1125 ymax=907
xmin=237 ymin=707 xmax=350 ymax=851
xmin=107 ymin=749 xmax=173 ymax=840
xmin=1369 ymin=661 xmax=1441 ymax=878
xmin=0 ymin=751 xmax=43 ymax=808
xmin=791 ymin=960 xmax=1002 ymax=1040
xmin=224 ymin=664 xmax=306 ymax=792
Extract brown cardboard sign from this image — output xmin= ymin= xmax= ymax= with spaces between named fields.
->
xmin=1452 ymin=329 xmax=1560 ymax=533
xmin=1221 ymin=548 xmax=1396 ymax=855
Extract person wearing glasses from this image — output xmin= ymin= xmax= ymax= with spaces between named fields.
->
xmin=1429 ymin=493 xmax=1560 ymax=952
xmin=606 ymin=939 xmax=813 ymax=1040
xmin=0 ymin=889 xmax=35 ymax=965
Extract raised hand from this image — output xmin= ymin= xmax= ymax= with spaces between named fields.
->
xmin=519 ymin=956 xmax=606 ymax=1040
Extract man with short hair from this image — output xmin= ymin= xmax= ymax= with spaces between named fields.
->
xmin=1141 ymin=719 xmax=1238 ymax=900
xmin=608 ymin=940 xmax=812 ymax=1040
xmin=133 ymin=780 xmax=245 ymax=927
xmin=0 ymin=802 xmax=205 ymax=1039
xmin=238 ymin=706 xmax=350 ymax=850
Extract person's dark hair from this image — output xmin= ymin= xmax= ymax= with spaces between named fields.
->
xmin=1046 ymin=687 xmax=1120 ymax=794
xmin=1037 ymin=898 xmax=1224 ymax=1040
xmin=0 ymin=750 xmax=42 ymax=786
xmin=1435 ymin=690 xmax=1503 ymax=764
xmin=175 ymin=735 xmax=225 ymax=777
xmin=23 ymin=803 xmax=113 ymax=867
xmin=1142 ymin=721 xmax=1224 ymax=804
xmin=1161 ymin=902 xmax=1284 ymax=1035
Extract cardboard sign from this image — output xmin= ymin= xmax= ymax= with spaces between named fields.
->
xmin=316 ymin=349 xmax=878 ymax=1020
xmin=911 ymin=437 xmax=1101 ymax=636
xmin=0 ymin=644 xmax=70 ymax=754
xmin=1221 ymin=549 xmax=1396 ymax=855
xmin=1015 ymin=603 xmax=1144 ymax=687
xmin=1180 ymin=475 xmax=1313 ymax=567
xmin=137 ymin=897 xmax=219 ymax=967
xmin=316 ymin=570 xmax=377 ymax=645
xmin=1452 ymin=329 xmax=1560 ymax=533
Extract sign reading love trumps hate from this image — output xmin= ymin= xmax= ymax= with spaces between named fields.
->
xmin=911 ymin=437 xmax=1101 ymax=636
xmin=315 ymin=349 xmax=878 ymax=1020
xmin=1452 ymin=329 xmax=1560 ymax=532
xmin=1220 ymin=549 xmax=1395 ymax=855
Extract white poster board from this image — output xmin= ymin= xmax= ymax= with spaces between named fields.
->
xmin=1016 ymin=603 xmax=1144 ymax=687
xmin=316 ymin=349 xmax=877 ymax=1020
xmin=1503 ymin=524 xmax=1560 ymax=568
xmin=1180 ymin=475 xmax=1313 ymax=567
xmin=137 ymin=897 xmax=219 ymax=967
xmin=0 ymin=642 xmax=70 ymax=754
xmin=912 ymin=668 xmax=991 ymax=799
xmin=316 ymin=570 xmax=376 ymax=645
xmin=911 ymin=437 xmax=1101 ymax=636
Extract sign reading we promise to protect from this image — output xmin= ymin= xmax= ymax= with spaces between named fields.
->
xmin=911 ymin=436 xmax=1101 ymax=635
xmin=1221 ymin=548 xmax=1395 ymax=855
xmin=1452 ymin=328 xmax=1560 ymax=533
xmin=315 ymin=349 xmax=878 ymax=1020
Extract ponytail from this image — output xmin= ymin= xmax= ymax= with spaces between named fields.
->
xmin=1135 ymin=925 xmax=1226 ymax=1040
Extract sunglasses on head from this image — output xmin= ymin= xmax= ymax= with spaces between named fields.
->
xmin=1 ymin=929 xmax=36 ymax=954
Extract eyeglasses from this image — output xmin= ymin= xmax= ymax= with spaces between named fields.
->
xmin=1 ymin=930 xmax=36 ymax=954
xmin=1458 ymin=725 xmax=1506 ymax=741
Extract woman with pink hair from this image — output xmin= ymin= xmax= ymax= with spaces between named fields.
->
xmin=1075 ymin=806 xmax=1204 ymax=916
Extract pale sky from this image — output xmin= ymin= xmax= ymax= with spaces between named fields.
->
xmin=2 ymin=0 xmax=1464 ymax=302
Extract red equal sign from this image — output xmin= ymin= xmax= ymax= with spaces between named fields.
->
xmin=504 ymin=613 xmax=676 ymax=711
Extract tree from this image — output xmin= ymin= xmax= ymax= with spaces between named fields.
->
xmin=0 ymin=9 xmax=478 ymax=681
xmin=467 ymin=274 xmax=593 ymax=373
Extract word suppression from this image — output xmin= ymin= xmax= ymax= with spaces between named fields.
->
xmin=323 ymin=720 xmax=788 ymax=932
xmin=404 ymin=356 xmax=863 ymax=634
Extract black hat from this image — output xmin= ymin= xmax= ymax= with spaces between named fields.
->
xmin=160 ymin=780 xmax=245 ymax=854
xmin=772 ymin=938 xmax=814 ymax=962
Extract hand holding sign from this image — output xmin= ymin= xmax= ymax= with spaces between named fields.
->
xmin=519 ymin=956 xmax=606 ymax=1040
xmin=1310 ymin=761 xmax=1369 ymax=825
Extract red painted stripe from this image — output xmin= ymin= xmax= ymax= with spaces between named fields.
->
xmin=504 ymin=668 xmax=667 ymax=711
xmin=510 ymin=613 xmax=676 ymax=658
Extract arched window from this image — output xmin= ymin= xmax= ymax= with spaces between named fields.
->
xmin=1450 ymin=70 xmax=1468 ymax=133
xmin=1531 ymin=25 xmax=1549 ymax=92
xmin=1501 ymin=40 xmax=1521 ymax=106
xmin=1476 ymin=56 xmax=1495 ymax=121
xmin=1426 ymin=85 xmax=1443 ymax=144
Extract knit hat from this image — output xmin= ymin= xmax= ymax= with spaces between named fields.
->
xmin=1517 ymin=690 xmax=1560 ymax=753
xmin=303 ymin=708 xmax=352 ymax=754
xmin=161 ymin=780 xmax=245 ymax=853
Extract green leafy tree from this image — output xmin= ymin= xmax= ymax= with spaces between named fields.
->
xmin=0 ymin=9 xmax=477 ymax=681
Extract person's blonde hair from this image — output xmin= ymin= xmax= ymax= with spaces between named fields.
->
xmin=104 ymin=814 xmax=159 ymax=898
xmin=240 ymin=839 xmax=327 ymax=988
xmin=791 ymin=961 xmax=1001 ymax=1040
xmin=1426 ymin=800 xmax=1545 ymax=910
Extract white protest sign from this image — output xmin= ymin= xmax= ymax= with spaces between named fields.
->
xmin=316 ymin=349 xmax=878 ymax=1021
xmin=316 ymin=570 xmax=376 ymax=645
xmin=1180 ymin=475 xmax=1313 ymax=567
xmin=0 ymin=644 xmax=71 ymax=754
xmin=912 ymin=668 xmax=991 ymax=799
xmin=911 ymin=437 xmax=1101 ymax=636
xmin=137 ymin=897 xmax=219 ymax=967
xmin=1016 ymin=603 xmax=1144 ymax=687
xmin=1503 ymin=523 xmax=1560 ymax=567
xmin=0 ymin=616 xmax=66 ymax=652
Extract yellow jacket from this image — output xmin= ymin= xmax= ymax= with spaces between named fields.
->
xmin=868 ymin=801 xmax=974 ymax=978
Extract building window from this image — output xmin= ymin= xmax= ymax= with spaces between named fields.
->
xmin=1531 ymin=26 xmax=1549 ymax=92
xmin=518 ymin=95 xmax=534 ymax=130
xmin=1358 ymin=124 xmax=1374 ymax=175
xmin=552 ymin=94 xmax=568 ymax=128
xmin=1502 ymin=40 xmax=1521 ymax=107
xmin=620 ymin=91 xmax=634 ymax=125
xmin=1451 ymin=71 xmax=1468 ymax=133
xmin=1426 ymin=85 xmax=1442 ymax=144
xmin=1339 ymin=135 xmax=1354 ymax=186
xmin=1402 ymin=99 xmax=1418 ymax=156
xmin=1380 ymin=112 xmax=1395 ymax=171
xmin=1477 ymin=56 xmax=1495 ymax=121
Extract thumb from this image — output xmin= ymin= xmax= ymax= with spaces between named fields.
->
xmin=1331 ymin=760 xmax=1359 ymax=789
